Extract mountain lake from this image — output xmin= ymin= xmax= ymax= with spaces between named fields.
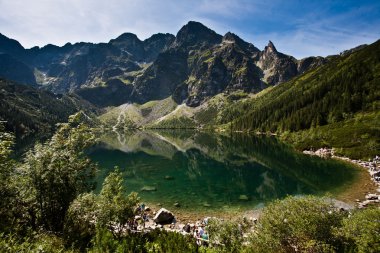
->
xmin=88 ymin=130 xmax=372 ymax=218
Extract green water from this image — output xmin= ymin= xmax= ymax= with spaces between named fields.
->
xmin=89 ymin=130 xmax=358 ymax=213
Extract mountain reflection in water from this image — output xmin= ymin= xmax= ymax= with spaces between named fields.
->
xmin=88 ymin=130 xmax=357 ymax=212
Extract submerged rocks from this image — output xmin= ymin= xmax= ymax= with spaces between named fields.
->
xmin=153 ymin=208 xmax=175 ymax=224
xmin=239 ymin=195 xmax=249 ymax=201
xmin=141 ymin=186 xmax=157 ymax=192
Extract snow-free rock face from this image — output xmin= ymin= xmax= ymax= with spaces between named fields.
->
xmin=0 ymin=21 xmax=334 ymax=107
xmin=256 ymin=41 xmax=298 ymax=85
xmin=153 ymin=208 xmax=175 ymax=224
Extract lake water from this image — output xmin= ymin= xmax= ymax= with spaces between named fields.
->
xmin=89 ymin=130 xmax=359 ymax=213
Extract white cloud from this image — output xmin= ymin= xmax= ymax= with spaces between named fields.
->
xmin=0 ymin=0 xmax=378 ymax=58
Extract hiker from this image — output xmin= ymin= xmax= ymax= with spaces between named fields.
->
xmin=198 ymin=226 xmax=204 ymax=237
xmin=183 ymin=223 xmax=191 ymax=233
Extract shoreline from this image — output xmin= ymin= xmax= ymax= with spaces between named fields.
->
xmin=156 ymin=149 xmax=380 ymax=225
xmin=303 ymin=148 xmax=380 ymax=208
xmin=138 ymin=148 xmax=379 ymax=225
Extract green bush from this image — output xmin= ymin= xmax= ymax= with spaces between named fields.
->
xmin=336 ymin=207 xmax=380 ymax=253
xmin=89 ymin=229 xmax=198 ymax=253
xmin=64 ymin=168 xmax=139 ymax=248
xmin=0 ymin=232 xmax=72 ymax=253
xmin=248 ymin=196 xmax=347 ymax=252
xmin=207 ymin=218 xmax=252 ymax=253
xmin=21 ymin=113 xmax=98 ymax=232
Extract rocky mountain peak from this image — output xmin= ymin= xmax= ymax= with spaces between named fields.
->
xmin=222 ymin=32 xmax=260 ymax=53
xmin=173 ymin=21 xmax=222 ymax=48
xmin=265 ymin=40 xmax=277 ymax=53
xmin=0 ymin=21 xmax=335 ymax=106
xmin=109 ymin=32 xmax=145 ymax=60
xmin=111 ymin=32 xmax=141 ymax=43
xmin=144 ymin=33 xmax=174 ymax=43
xmin=109 ymin=32 xmax=143 ymax=50
xmin=222 ymin=32 xmax=238 ymax=42
xmin=143 ymin=33 xmax=175 ymax=62
xmin=0 ymin=33 xmax=26 ymax=59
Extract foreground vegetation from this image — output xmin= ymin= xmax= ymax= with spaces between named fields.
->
xmin=0 ymin=112 xmax=379 ymax=252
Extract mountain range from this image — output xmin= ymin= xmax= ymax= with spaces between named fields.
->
xmin=0 ymin=21 xmax=326 ymax=107
xmin=0 ymin=21 xmax=378 ymax=159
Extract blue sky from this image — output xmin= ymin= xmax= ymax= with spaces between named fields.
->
xmin=0 ymin=0 xmax=379 ymax=58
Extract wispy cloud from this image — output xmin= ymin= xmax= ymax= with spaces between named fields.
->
xmin=0 ymin=0 xmax=379 ymax=58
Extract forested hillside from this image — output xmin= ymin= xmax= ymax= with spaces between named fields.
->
xmin=227 ymin=40 xmax=380 ymax=158
xmin=0 ymin=78 xmax=98 ymax=137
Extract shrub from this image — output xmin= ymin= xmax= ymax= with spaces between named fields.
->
xmin=336 ymin=207 xmax=380 ymax=253
xmin=249 ymin=196 xmax=347 ymax=252
xmin=64 ymin=168 xmax=139 ymax=248
xmin=207 ymin=217 xmax=252 ymax=253
xmin=22 ymin=113 xmax=97 ymax=232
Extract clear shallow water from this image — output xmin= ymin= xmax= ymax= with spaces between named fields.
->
xmin=88 ymin=130 xmax=358 ymax=213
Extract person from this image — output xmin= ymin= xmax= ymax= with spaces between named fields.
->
xmin=183 ymin=223 xmax=191 ymax=233
xmin=140 ymin=203 xmax=146 ymax=228
xmin=194 ymin=228 xmax=198 ymax=238
xmin=198 ymin=226 xmax=204 ymax=237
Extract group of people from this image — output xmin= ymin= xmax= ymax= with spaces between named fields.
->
xmin=182 ymin=218 xmax=209 ymax=245
xmin=130 ymin=203 xmax=211 ymax=245
xmin=130 ymin=203 xmax=149 ymax=231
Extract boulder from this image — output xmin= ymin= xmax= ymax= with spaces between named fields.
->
xmin=141 ymin=186 xmax=157 ymax=192
xmin=153 ymin=208 xmax=175 ymax=224
xmin=365 ymin=194 xmax=379 ymax=200
xmin=203 ymin=203 xmax=211 ymax=207
xmin=239 ymin=194 xmax=249 ymax=201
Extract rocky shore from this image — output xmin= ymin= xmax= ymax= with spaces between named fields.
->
xmin=303 ymin=148 xmax=380 ymax=208
xmin=126 ymin=148 xmax=380 ymax=240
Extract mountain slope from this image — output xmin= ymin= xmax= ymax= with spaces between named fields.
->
xmin=133 ymin=21 xmax=321 ymax=106
xmin=0 ymin=21 xmax=326 ymax=107
xmin=0 ymin=53 xmax=37 ymax=85
xmin=227 ymin=40 xmax=380 ymax=158
xmin=0 ymin=78 xmax=98 ymax=136
xmin=0 ymin=32 xmax=175 ymax=95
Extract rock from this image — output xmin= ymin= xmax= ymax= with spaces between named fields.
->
xmin=145 ymin=206 xmax=151 ymax=212
xmin=203 ymin=203 xmax=211 ymax=207
xmin=141 ymin=186 xmax=157 ymax=192
xmin=164 ymin=175 xmax=174 ymax=180
xmin=157 ymin=203 xmax=162 ymax=206
xmin=174 ymin=202 xmax=181 ymax=207
xmin=153 ymin=208 xmax=175 ymax=224
xmin=365 ymin=194 xmax=379 ymax=200
xmin=239 ymin=194 xmax=249 ymax=201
